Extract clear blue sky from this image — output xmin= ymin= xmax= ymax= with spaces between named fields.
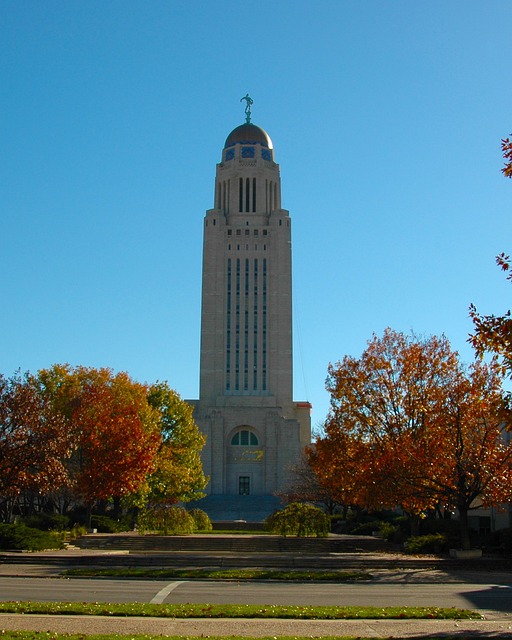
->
xmin=1 ymin=1 xmax=511 ymax=429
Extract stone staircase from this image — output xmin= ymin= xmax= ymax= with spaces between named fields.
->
xmin=187 ymin=494 xmax=282 ymax=522
xmin=75 ymin=532 xmax=391 ymax=554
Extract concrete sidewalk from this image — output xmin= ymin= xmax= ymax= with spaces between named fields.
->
xmin=1 ymin=611 xmax=512 ymax=638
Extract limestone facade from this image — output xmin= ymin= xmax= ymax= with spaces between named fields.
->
xmin=190 ymin=121 xmax=311 ymax=503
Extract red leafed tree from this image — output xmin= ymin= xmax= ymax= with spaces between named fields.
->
xmin=0 ymin=372 xmax=71 ymax=521
xmin=469 ymin=134 xmax=512 ymax=374
xmin=470 ymin=253 xmax=512 ymax=381
xmin=502 ymin=135 xmax=512 ymax=178
xmin=38 ymin=365 xmax=161 ymax=518
xmin=309 ymin=329 xmax=512 ymax=550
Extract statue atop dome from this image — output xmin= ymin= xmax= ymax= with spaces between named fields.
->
xmin=240 ymin=93 xmax=253 ymax=124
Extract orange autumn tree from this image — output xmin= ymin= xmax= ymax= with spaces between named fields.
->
xmin=469 ymin=134 xmax=512 ymax=377
xmin=470 ymin=252 xmax=512 ymax=381
xmin=0 ymin=372 xmax=72 ymax=522
xmin=309 ymin=329 xmax=512 ymax=550
xmin=38 ymin=365 xmax=161 ymax=520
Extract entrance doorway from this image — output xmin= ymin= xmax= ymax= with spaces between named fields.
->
xmin=239 ymin=476 xmax=250 ymax=495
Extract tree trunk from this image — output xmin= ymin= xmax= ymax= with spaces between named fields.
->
xmin=112 ymin=496 xmax=121 ymax=520
xmin=410 ymin=514 xmax=420 ymax=537
xmin=459 ymin=505 xmax=471 ymax=550
xmin=86 ymin=504 xmax=93 ymax=530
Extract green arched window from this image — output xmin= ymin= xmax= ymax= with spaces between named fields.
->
xmin=231 ymin=429 xmax=258 ymax=446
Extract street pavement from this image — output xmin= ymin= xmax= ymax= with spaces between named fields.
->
xmin=1 ymin=549 xmax=512 ymax=637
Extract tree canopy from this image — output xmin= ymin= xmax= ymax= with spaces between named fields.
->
xmin=0 ymin=365 xmax=207 ymax=522
xmin=469 ymin=135 xmax=512 ymax=376
xmin=470 ymin=253 xmax=512 ymax=381
xmin=308 ymin=328 xmax=512 ymax=550
xmin=146 ymin=381 xmax=207 ymax=505
xmin=502 ymin=134 xmax=512 ymax=178
xmin=0 ymin=372 xmax=71 ymax=521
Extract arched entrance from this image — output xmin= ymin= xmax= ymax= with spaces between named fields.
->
xmin=226 ymin=426 xmax=264 ymax=495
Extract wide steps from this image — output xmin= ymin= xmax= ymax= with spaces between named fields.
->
xmin=75 ymin=533 xmax=390 ymax=553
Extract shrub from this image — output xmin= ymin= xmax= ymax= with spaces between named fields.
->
xmin=404 ymin=533 xmax=447 ymax=555
xmin=90 ymin=515 xmax=131 ymax=533
xmin=379 ymin=521 xmax=402 ymax=543
xmin=0 ymin=523 xmax=64 ymax=551
xmin=188 ymin=508 xmax=212 ymax=532
xmin=349 ymin=519 xmax=402 ymax=543
xmin=350 ymin=521 xmax=382 ymax=535
xmin=265 ymin=502 xmax=330 ymax=537
xmin=23 ymin=513 xmax=70 ymax=532
xmin=137 ymin=505 xmax=195 ymax=535
xmin=69 ymin=525 xmax=87 ymax=540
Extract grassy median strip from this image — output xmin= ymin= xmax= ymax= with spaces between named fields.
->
xmin=63 ymin=567 xmax=372 ymax=581
xmin=0 ymin=601 xmax=479 ymax=619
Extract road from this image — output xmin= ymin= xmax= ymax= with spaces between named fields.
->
xmin=1 ymin=576 xmax=511 ymax=614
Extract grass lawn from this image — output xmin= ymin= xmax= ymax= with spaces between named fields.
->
xmin=63 ymin=567 xmax=372 ymax=581
xmin=0 ymin=601 xmax=479 ymax=620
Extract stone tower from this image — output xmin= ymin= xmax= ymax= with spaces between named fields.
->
xmin=190 ymin=108 xmax=311 ymax=520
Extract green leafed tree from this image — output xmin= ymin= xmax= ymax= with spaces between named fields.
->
xmin=145 ymin=382 xmax=207 ymax=504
